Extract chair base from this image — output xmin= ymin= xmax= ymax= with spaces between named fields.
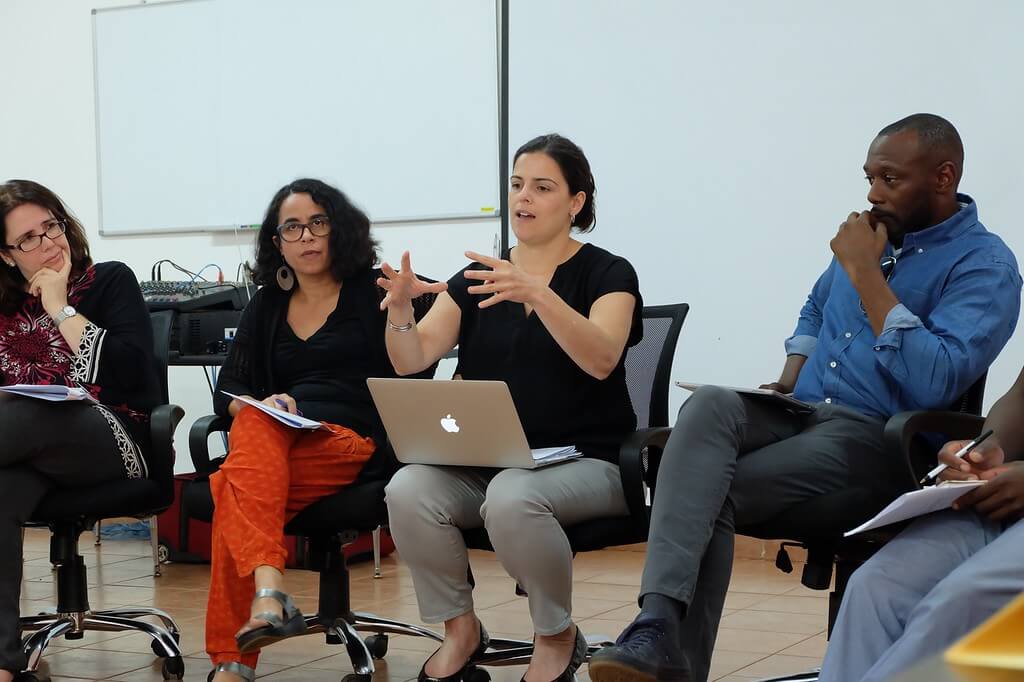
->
xmin=754 ymin=669 xmax=820 ymax=681
xmin=20 ymin=607 xmax=183 ymax=679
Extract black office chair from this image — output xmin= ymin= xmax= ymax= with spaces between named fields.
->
xmin=354 ymin=303 xmax=691 ymax=675
xmin=17 ymin=310 xmax=187 ymax=681
xmin=739 ymin=373 xmax=988 ymax=682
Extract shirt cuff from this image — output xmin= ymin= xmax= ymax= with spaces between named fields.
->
xmin=874 ymin=304 xmax=924 ymax=349
xmin=69 ymin=322 xmax=107 ymax=384
xmin=785 ymin=334 xmax=817 ymax=357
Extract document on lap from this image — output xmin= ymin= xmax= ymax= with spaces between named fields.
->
xmin=675 ymin=381 xmax=815 ymax=414
xmin=531 ymin=446 xmax=582 ymax=467
xmin=221 ymin=391 xmax=327 ymax=431
xmin=0 ymin=383 xmax=97 ymax=403
xmin=844 ymin=480 xmax=986 ymax=536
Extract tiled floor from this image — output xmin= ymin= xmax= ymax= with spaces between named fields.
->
xmin=19 ymin=530 xmax=827 ymax=681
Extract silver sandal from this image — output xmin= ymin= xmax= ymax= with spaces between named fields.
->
xmin=208 ymin=661 xmax=256 ymax=681
xmin=235 ymin=587 xmax=307 ymax=652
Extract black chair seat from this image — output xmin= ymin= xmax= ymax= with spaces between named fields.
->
xmin=181 ymin=478 xmax=387 ymax=536
xmin=31 ymin=478 xmax=169 ymax=522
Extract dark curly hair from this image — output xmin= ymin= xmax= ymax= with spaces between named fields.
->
xmin=0 ymin=179 xmax=93 ymax=312
xmin=513 ymin=134 xmax=597 ymax=232
xmin=251 ymin=178 xmax=379 ymax=287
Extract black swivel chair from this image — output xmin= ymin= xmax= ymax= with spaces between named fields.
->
xmin=18 ymin=310 xmax=187 ymax=681
xmin=357 ymin=303 xmax=691 ymax=676
xmin=739 ymin=373 xmax=988 ymax=682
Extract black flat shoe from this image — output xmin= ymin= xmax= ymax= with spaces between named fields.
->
xmin=521 ymin=625 xmax=588 ymax=682
xmin=418 ymin=623 xmax=490 ymax=682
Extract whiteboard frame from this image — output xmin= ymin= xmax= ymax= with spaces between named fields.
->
xmin=91 ymin=0 xmax=503 ymax=236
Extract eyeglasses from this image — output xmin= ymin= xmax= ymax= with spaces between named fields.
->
xmin=4 ymin=219 xmax=67 ymax=253
xmin=276 ymin=217 xmax=331 ymax=242
xmin=860 ymin=256 xmax=898 ymax=313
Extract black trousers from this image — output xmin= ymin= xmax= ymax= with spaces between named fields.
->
xmin=0 ymin=395 xmax=129 ymax=673
xmin=638 ymin=385 xmax=906 ymax=682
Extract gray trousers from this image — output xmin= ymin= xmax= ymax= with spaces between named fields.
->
xmin=0 ymin=396 xmax=128 ymax=673
xmin=640 ymin=386 xmax=904 ymax=682
xmin=820 ymin=510 xmax=1024 ymax=682
xmin=385 ymin=458 xmax=628 ymax=635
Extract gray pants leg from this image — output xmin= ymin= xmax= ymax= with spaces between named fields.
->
xmin=385 ymin=464 xmax=493 ymax=623
xmin=639 ymin=386 xmax=897 ymax=682
xmin=819 ymin=510 xmax=1024 ymax=682
xmin=481 ymin=459 xmax=628 ymax=635
xmin=0 ymin=396 xmax=127 ymax=673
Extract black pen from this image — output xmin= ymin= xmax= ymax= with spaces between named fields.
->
xmin=919 ymin=429 xmax=994 ymax=486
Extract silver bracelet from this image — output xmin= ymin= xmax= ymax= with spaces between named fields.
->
xmin=388 ymin=318 xmax=414 ymax=332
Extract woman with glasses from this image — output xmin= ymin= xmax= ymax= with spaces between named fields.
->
xmin=0 ymin=180 xmax=161 ymax=681
xmin=381 ymin=134 xmax=643 ymax=682
xmin=206 ymin=178 xmax=437 ymax=682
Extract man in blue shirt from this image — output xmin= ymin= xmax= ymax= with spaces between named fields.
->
xmin=588 ymin=113 xmax=1022 ymax=682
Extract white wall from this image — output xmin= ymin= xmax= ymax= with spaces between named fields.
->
xmin=2 ymin=1 xmax=1022 ymax=472
xmin=0 ymin=0 xmax=494 ymax=469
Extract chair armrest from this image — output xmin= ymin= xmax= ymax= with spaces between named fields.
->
xmin=618 ymin=427 xmax=671 ymax=529
xmin=188 ymin=414 xmax=232 ymax=476
xmin=885 ymin=410 xmax=986 ymax=487
xmin=149 ymin=403 xmax=185 ymax=468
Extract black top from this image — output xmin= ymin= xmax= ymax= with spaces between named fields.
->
xmin=447 ymin=243 xmax=643 ymax=463
xmin=273 ymin=289 xmax=379 ymax=438
xmin=215 ymin=268 xmax=437 ymax=447
xmin=0 ymin=261 xmax=160 ymax=474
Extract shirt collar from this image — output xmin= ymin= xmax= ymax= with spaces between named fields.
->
xmin=901 ymin=193 xmax=979 ymax=250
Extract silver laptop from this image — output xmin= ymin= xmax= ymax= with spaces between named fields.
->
xmin=367 ymin=378 xmax=579 ymax=468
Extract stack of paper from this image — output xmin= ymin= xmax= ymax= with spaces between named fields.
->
xmin=531 ymin=446 xmax=581 ymax=467
xmin=844 ymin=480 xmax=985 ymax=537
xmin=0 ymin=384 xmax=97 ymax=403
xmin=222 ymin=391 xmax=326 ymax=431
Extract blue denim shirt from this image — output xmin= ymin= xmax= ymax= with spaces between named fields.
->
xmin=786 ymin=195 xmax=1021 ymax=418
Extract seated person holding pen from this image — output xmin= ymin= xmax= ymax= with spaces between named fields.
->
xmin=381 ymin=133 xmax=643 ymax=682
xmin=819 ymin=366 xmax=1024 ymax=682
xmin=205 ymin=179 xmax=436 ymax=682
xmin=588 ymin=113 xmax=1022 ymax=682
xmin=0 ymin=180 xmax=161 ymax=682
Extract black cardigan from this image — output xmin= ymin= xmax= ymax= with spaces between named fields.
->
xmin=213 ymin=267 xmax=437 ymax=442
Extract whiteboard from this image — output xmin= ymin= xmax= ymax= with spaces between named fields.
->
xmin=93 ymin=0 xmax=500 ymax=234
xmin=509 ymin=0 xmax=1024 ymax=411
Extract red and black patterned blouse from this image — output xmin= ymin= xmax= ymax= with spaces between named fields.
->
xmin=0 ymin=261 xmax=160 ymax=478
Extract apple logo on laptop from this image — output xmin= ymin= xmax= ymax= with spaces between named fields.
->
xmin=440 ymin=414 xmax=460 ymax=433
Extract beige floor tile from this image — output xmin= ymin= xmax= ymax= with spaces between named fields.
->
xmin=719 ymin=609 xmax=827 ymax=636
xmin=708 ymin=650 xmax=768 ymax=679
xmin=779 ymin=632 xmax=828 ymax=659
xmin=746 ymin=593 xmax=829 ymax=616
xmin=713 ymin=627 xmax=809 ymax=655
xmin=732 ymin=653 xmax=824 ymax=678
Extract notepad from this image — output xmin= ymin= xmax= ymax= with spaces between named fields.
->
xmin=675 ymin=381 xmax=815 ymax=413
xmin=844 ymin=480 xmax=985 ymax=537
xmin=531 ymin=446 xmax=582 ymax=467
xmin=0 ymin=383 xmax=97 ymax=403
xmin=221 ymin=391 xmax=326 ymax=431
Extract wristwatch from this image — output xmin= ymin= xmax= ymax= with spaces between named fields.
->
xmin=52 ymin=305 xmax=78 ymax=327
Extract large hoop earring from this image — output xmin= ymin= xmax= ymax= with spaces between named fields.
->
xmin=276 ymin=264 xmax=295 ymax=291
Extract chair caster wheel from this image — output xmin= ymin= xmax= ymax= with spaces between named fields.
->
xmin=151 ymin=632 xmax=181 ymax=657
xmin=364 ymin=633 xmax=388 ymax=659
xmin=161 ymin=655 xmax=185 ymax=679
xmin=465 ymin=666 xmax=491 ymax=682
xmin=341 ymin=675 xmax=371 ymax=682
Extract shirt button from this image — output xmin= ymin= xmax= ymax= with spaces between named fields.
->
xmin=918 ymin=248 xmax=924 ymax=254
xmin=830 ymin=361 xmax=838 ymax=368
xmin=824 ymin=398 xmax=833 ymax=404
xmin=874 ymin=346 xmax=881 ymax=351
xmin=845 ymin=332 xmax=852 ymax=338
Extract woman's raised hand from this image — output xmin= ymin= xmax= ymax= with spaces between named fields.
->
xmin=378 ymin=251 xmax=447 ymax=312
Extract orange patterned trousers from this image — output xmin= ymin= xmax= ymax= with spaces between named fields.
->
xmin=205 ymin=407 xmax=375 ymax=668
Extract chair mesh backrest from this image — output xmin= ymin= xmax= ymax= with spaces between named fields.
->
xmin=149 ymin=310 xmax=173 ymax=405
xmin=623 ymin=304 xmax=689 ymax=429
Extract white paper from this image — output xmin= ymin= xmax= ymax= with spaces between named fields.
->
xmin=675 ymin=381 xmax=814 ymax=413
xmin=844 ymin=481 xmax=986 ymax=537
xmin=531 ymin=446 xmax=582 ymax=467
xmin=221 ymin=391 xmax=326 ymax=431
xmin=0 ymin=384 xmax=97 ymax=403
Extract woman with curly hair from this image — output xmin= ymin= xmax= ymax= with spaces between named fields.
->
xmin=205 ymin=178 xmax=435 ymax=682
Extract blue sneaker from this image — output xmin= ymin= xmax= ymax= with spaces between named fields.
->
xmin=588 ymin=617 xmax=691 ymax=681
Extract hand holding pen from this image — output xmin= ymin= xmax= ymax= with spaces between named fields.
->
xmin=920 ymin=429 xmax=998 ymax=485
xmin=261 ymin=392 xmax=301 ymax=416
